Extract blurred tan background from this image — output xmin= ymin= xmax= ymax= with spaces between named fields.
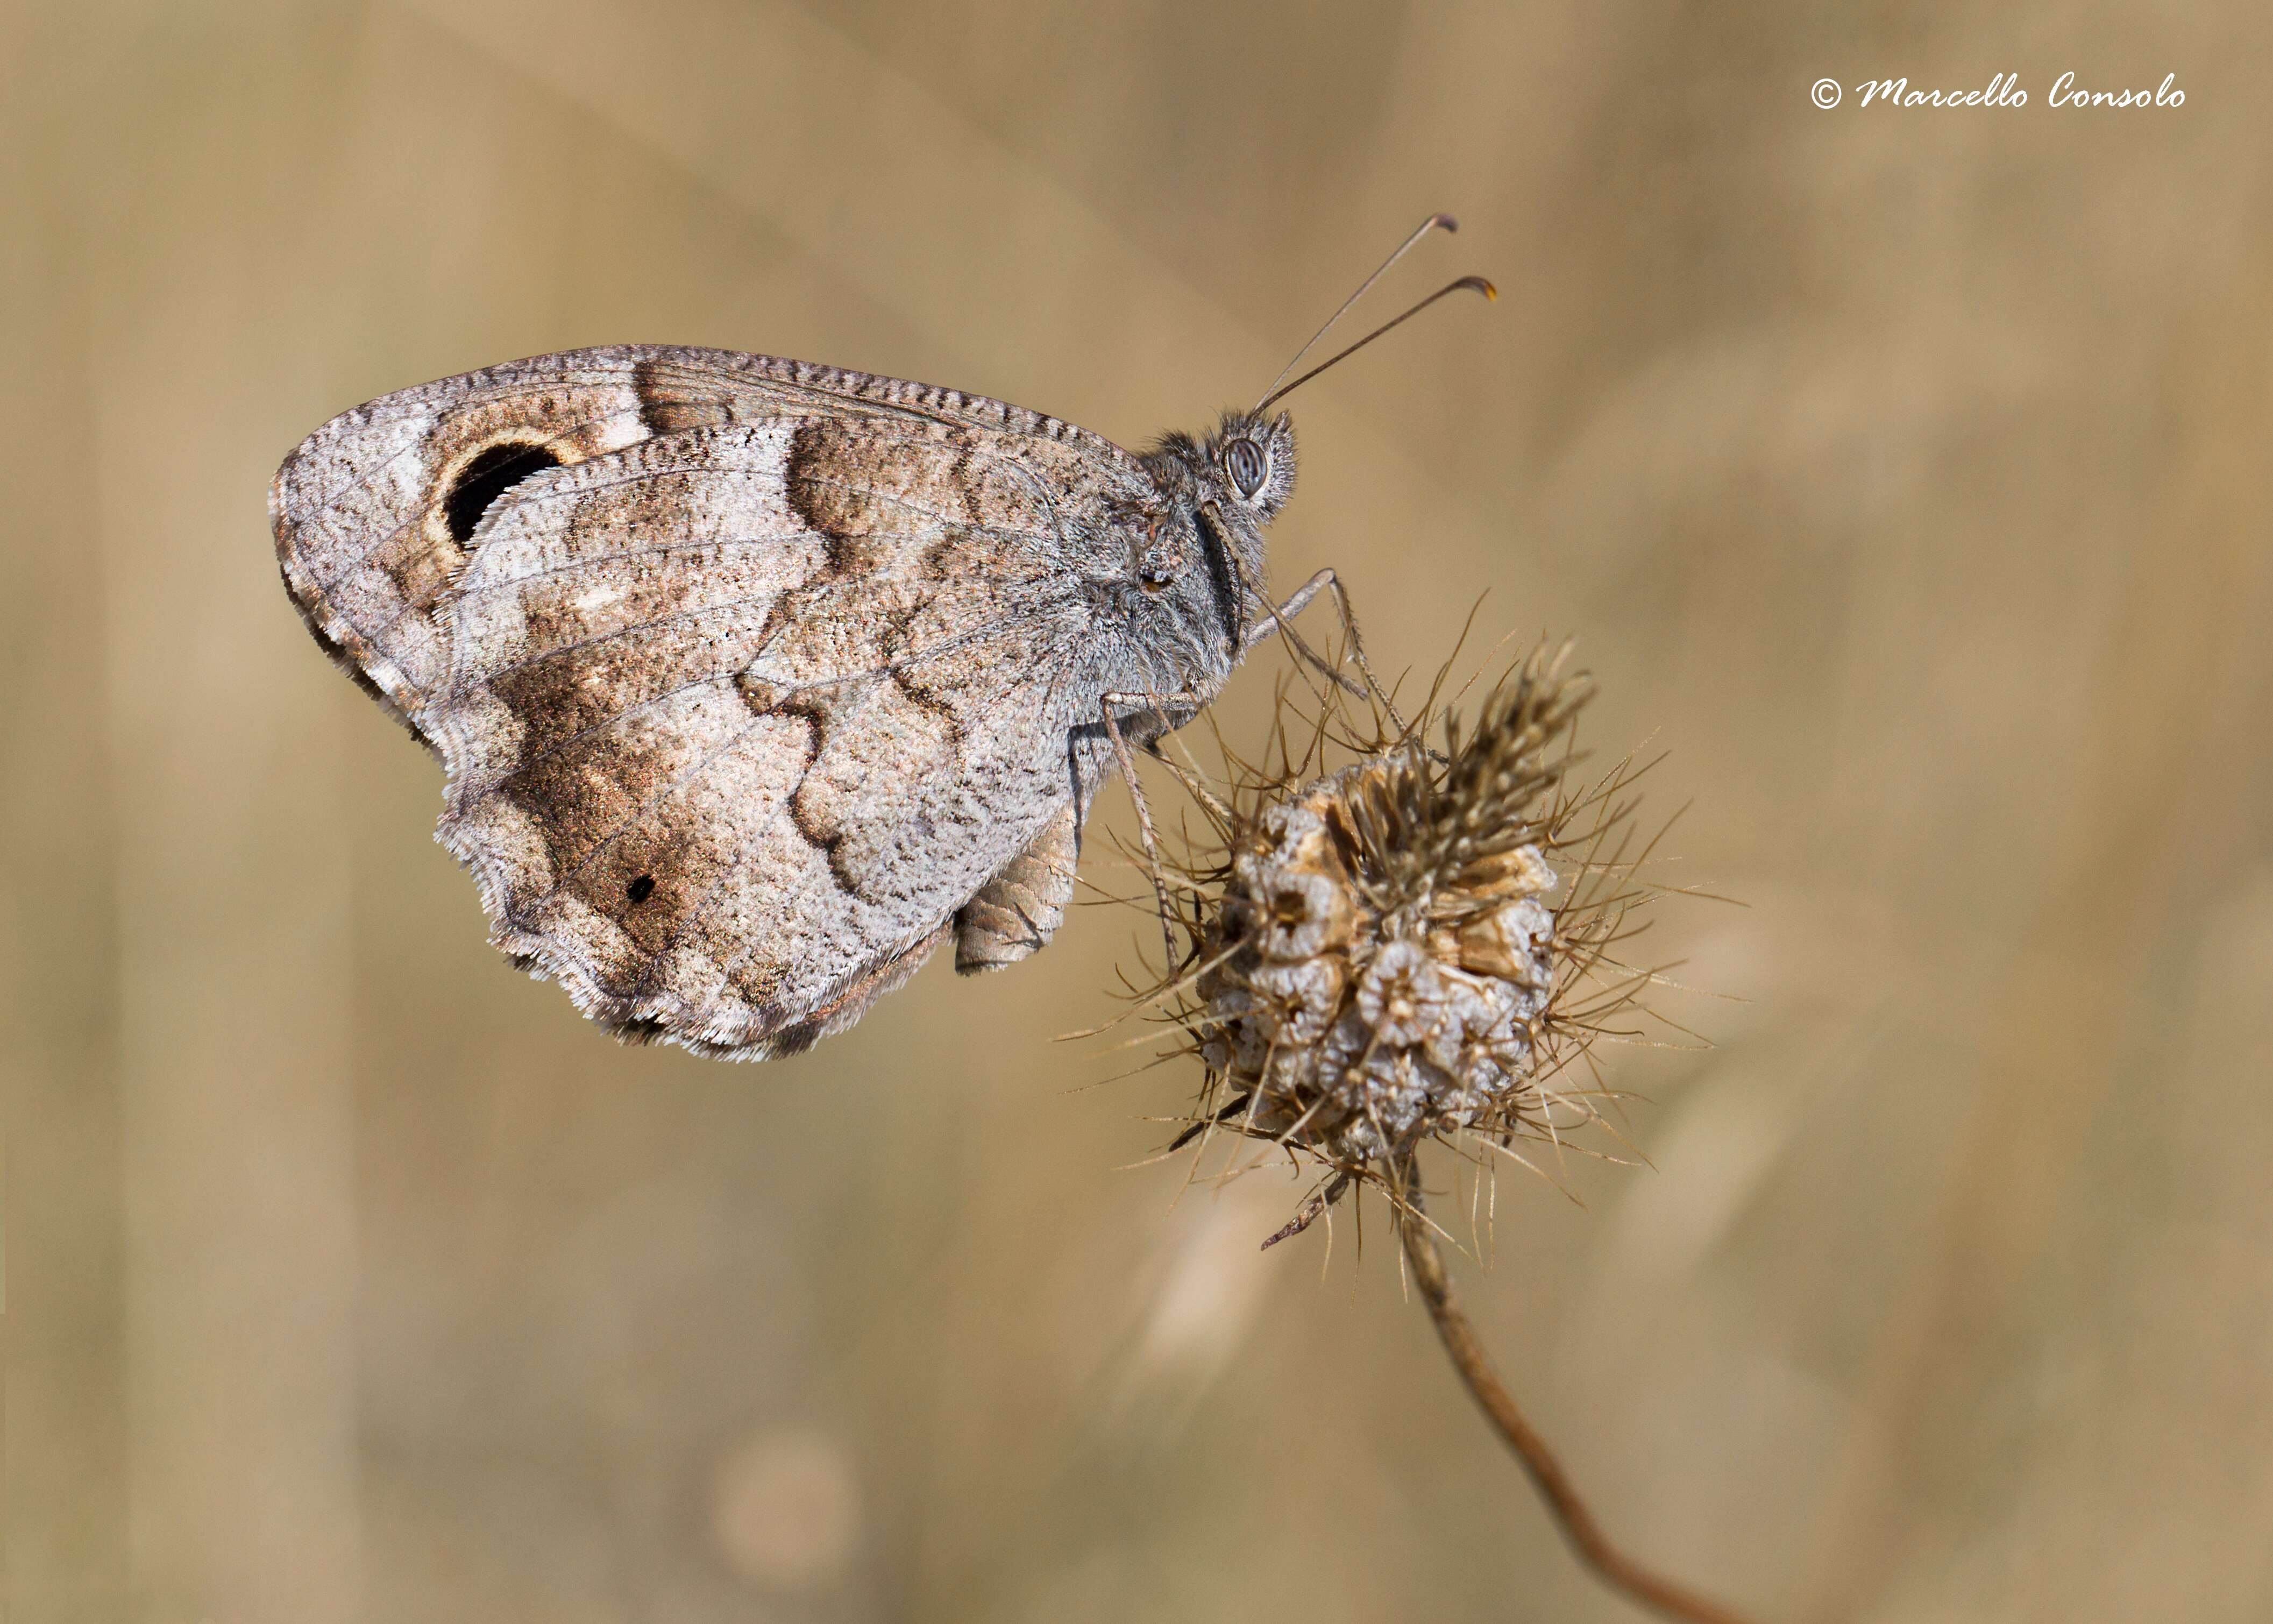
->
xmin=6 ymin=2 xmax=2272 ymax=1621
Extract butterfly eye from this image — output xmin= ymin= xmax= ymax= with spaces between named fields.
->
xmin=1224 ymin=437 xmax=1269 ymax=501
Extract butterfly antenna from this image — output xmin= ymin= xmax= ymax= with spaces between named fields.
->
xmin=1254 ymin=212 xmax=1462 ymax=411
xmin=1255 ymin=275 xmax=1497 ymax=415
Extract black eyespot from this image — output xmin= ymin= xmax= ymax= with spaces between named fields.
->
xmin=444 ymin=442 xmax=562 ymax=545
xmin=1224 ymin=437 xmax=1268 ymax=500
xmin=626 ymin=873 xmax=656 ymax=904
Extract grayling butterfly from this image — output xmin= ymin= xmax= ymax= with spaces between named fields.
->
xmin=273 ymin=215 xmax=1489 ymax=1058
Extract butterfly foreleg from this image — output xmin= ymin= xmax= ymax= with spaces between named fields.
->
xmin=1242 ymin=566 xmax=1410 ymax=737
xmin=1098 ymin=692 xmax=1187 ymax=972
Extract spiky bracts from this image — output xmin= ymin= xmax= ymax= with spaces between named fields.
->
xmin=1150 ymin=641 xmax=1660 ymax=1239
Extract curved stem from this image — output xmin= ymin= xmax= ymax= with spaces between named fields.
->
xmin=1395 ymin=1174 xmax=1756 ymax=1624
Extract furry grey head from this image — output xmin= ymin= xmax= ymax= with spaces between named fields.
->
xmin=1199 ymin=408 xmax=1298 ymax=520
xmin=1125 ymin=409 xmax=1298 ymax=686
xmin=1139 ymin=409 xmax=1298 ymax=518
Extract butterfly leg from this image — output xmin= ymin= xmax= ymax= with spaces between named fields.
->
xmin=1220 ymin=544 xmax=1361 ymax=706
xmin=1245 ymin=567 xmax=1410 ymax=736
xmin=1098 ymin=693 xmax=1182 ymax=971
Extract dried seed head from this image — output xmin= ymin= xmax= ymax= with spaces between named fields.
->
xmin=1121 ymin=637 xmax=1752 ymax=1624
xmin=1144 ymin=640 xmax=1661 ymax=1238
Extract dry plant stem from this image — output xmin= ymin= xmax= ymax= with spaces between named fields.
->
xmin=1395 ymin=1181 xmax=1755 ymax=1624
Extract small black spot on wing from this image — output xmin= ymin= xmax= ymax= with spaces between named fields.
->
xmin=627 ymin=873 xmax=656 ymax=904
xmin=445 ymin=442 xmax=562 ymax=545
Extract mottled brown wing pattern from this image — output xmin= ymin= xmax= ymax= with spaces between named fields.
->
xmin=269 ymin=345 xmax=1137 ymax=747
xmin=272 ymin=349 xmax=1157 ymax=1057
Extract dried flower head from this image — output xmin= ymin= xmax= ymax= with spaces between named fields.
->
xmin=1112 ymin=633 xmax=1751 ymax=1624
xmin=1140 ymin=638 xmax=1664 ymax=1243
xmin=1112 ymin=634 xmax=1752 ymax=1624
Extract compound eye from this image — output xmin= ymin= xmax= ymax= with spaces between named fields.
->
xmin=1225 ymin=437 xmax=1268 ymax=501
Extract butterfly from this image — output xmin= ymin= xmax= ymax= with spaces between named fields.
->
xmin=272 ymin=216 xmax=1489 ymax=1058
